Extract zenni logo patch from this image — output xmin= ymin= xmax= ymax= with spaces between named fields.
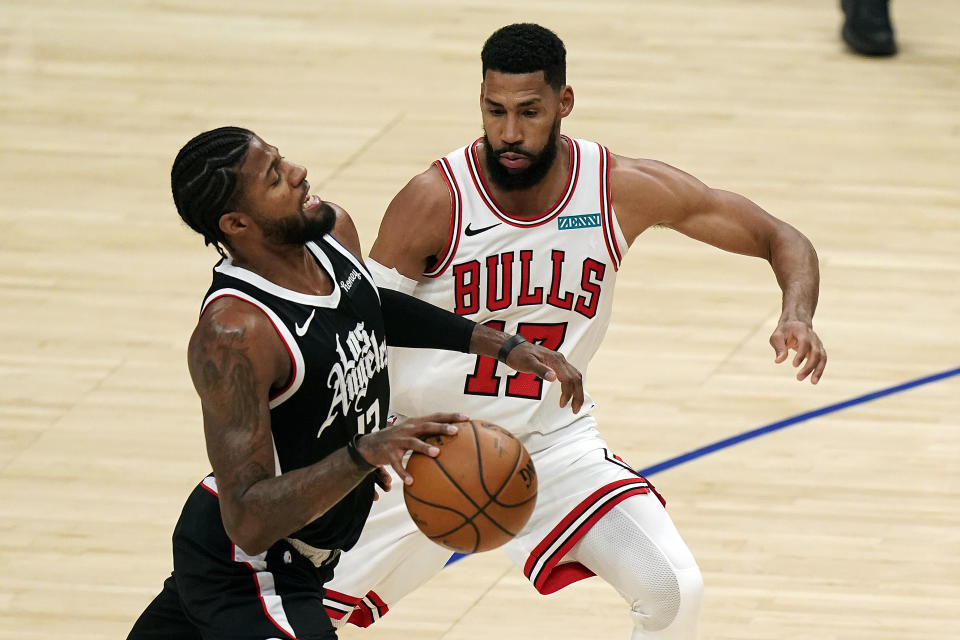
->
xmin=557 ymin=213 xmax=602 ymax=230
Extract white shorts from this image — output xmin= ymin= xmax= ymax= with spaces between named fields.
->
xmin=323 ymin=416 xmax=665 ymax=627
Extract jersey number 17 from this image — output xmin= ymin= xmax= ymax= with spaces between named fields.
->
xmin=464 ymin=321 xmax=567 ymax=400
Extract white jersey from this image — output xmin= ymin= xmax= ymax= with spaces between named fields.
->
xmin=386 ymin=136 xmax=627 ymax=439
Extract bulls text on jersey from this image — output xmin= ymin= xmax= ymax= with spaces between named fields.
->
xmin=451 ymin=248 xmax=606 ymax=319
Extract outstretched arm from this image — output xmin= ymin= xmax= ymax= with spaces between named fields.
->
xmin=612 ymin=157 xmax=826 ymax=384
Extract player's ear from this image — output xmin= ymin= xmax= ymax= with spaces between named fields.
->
xmin=559 ymin=85 xmax=574 ymax=118
xmin=479 ymin=81 xmax=486 ymax=107
xmin=218 ymin=211 xmax=249 ymax=240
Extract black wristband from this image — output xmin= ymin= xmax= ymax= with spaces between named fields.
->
xmin=497 ymin=334 xmax=528 ymax=363
xmin=346 ymin=433 xmax=376 ymax=473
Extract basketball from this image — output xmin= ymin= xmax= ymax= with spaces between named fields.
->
xmin=403 ymin=419 xmax=537 ymax=553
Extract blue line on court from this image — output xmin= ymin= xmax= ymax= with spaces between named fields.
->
xmin=446 ymin=365 xmax=960 ymax=565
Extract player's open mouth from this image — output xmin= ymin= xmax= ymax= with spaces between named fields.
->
xmin=303 ymin=193 xmax=323 ymax=213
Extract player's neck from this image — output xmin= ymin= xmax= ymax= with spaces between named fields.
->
xmin=482 ymin=139 xmax=571 ymax=219
xmin=231 ymin=244 xmax=334 ymax=296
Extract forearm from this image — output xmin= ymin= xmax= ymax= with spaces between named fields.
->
xmin=378 ymin=287 xmax=524 ymax=360
xmin=223 ymin=447 xmax=372 ymax=555
xmin=769 ymin=225 xmax=820 ymax=325
xmin=379 ymin=287 xmax=475 ymax=351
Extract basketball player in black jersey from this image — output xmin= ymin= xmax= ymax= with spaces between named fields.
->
xmin=125 ymin=127 xmax=584 ymax=640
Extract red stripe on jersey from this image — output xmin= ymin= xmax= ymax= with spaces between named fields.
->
xmin=202 ymin=293 xmax=297 ymax=402
xmin=424 ymin=158 xmax=462 ymax=278
xmin=200 ymin=477 xmax=219 ymax=497
xmin=599 ymin=145 xmax=622 ymax=270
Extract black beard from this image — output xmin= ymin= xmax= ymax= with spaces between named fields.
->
xmin=482 ymin=122 xmax=560 ymax=192
xmin=261 ymin=201 xmax=336 ymax=246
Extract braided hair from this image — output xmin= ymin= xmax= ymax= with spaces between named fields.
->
xmin=171 ymin=127 xmax=254 ymax=256
xmin=481 ymin=24 xmax=566 ymax=91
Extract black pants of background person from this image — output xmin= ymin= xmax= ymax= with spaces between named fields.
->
xmin=842 ymin=0 xmax=897 ymax=56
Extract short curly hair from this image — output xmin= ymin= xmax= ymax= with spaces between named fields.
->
xmin=481 ymin=23 xmax=566 ymax=91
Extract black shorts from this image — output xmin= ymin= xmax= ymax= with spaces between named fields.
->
xmin=128 ymin=478 xmax=339 ymax=640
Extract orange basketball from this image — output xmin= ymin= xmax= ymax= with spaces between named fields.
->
xmin=403 ymin=419 xmax=537 ymax=553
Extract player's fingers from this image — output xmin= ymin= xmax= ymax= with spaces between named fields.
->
xmin=796 ymin=353 xmax=818 ymax=381
xmin=414 ymin=421 xmax=460 ymax=438
xmin=418 ymin=412 xmax=468 ymax=426
xmin=544 ymin=354 xmax=583 ymax=412
xmin=568 ymin=367 xmax=584 ymax=413
xmin=811 ymin=349 xmax=827 ymax=384
xmin=374 ymin=467 xmax=392 ymax=492
xmin=390 ymin=456 xmax=414 ymax=485
xmin=517 ymin=352 xmax=555 ymax=381
xmin=769 ymin=331 xmax=788 ymax=363
xmin=558 ymin=379 xmax=571 ymax=408
xmin=406 ymin=436 xmax=441 ymax=459
xmin=791 ymin=337 xmax=811 ymax=368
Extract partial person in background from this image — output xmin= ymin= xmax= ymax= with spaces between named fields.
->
xmin=841 ymin=0 xmax=897 ymax=56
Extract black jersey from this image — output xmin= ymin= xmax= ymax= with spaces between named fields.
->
xmin=200 ymin=236 xmax=390 ymax=551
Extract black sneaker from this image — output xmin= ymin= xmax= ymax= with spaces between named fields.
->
xmin=841 ymin=0 xmax=897 ymax=56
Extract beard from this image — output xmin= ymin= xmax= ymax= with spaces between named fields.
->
xmin=259 ymin=201 xmax=337 ymax=246
xmin=482 ymin=119 xmax=561 ymax=192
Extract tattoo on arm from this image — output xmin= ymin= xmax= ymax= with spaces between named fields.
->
xmin=199 ymin=331 xmax=260 ymax=430
xmin=189 ymin=313 xmax=372 ymax=552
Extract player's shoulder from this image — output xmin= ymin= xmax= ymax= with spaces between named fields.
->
xmin=190 ymin=295 xmax=285 ymax=361
xmin=192 ymin=296 xmax=272 ymax=352
xmin=370 ymin=163 xmax=454 ymax=274
xmin=391 ymin=163 xmax=451 ymax=216
xmin=609 ymin=154 xmax=685 ymax=188
xmin=608 ymin=153 xmax=707 ymax=207
xmin=188 ymin=295 xmax=288 ymax=387
xmin=329 ymin=202 xmax=363 ymax=258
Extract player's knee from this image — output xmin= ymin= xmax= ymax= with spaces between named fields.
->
xmin=629 ymin=562 xmax=702 ymax=632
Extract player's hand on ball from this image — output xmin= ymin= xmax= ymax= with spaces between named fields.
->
xmin=769 ymin=320 xmax=827 ymax=384
xmin=505 ymin=342 xmax=584 ymax=413
xmin=371 ymin=467 xmax=392 ymax=499
xmin=357 ymin=413 xmax=466 ymax=485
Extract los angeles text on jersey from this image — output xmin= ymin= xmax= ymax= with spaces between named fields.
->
xmin=320 ymin=321 xmax=387 ymax=434
xmin=451 ymin=249 xmax=605 ymax=318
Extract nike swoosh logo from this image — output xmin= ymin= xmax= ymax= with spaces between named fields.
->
xmin=295 ymin=309 xmax=316 ymax=337
xmin=464 ymin=222 xmax=502 ymax=237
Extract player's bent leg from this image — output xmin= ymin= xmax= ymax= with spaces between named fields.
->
xmin=569 ymin=492 xmax=703 ymax=639
xmin=126 ymin=574 xmax=202 ymax=640
xmin=325 ymin=466 xmax=454 ymax=629
xmin=172 ymin=478 xmax=340 ymax=640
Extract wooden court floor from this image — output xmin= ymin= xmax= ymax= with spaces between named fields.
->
xmin=1 ymin=1 xmax=957 ymax=638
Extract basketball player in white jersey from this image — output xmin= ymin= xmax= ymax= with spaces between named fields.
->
xmin=324 ymin=23 xmax=827 ymax=638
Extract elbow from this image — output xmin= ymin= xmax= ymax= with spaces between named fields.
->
xmin=222 ymin=507 xmax=275 ymax=557
xmin=768 ymin=223 xmax=817 ymax=264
